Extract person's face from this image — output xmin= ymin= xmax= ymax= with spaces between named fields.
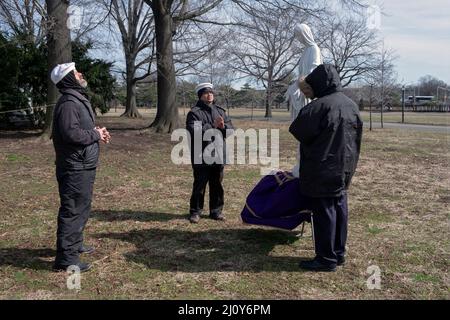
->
xmin=74 ymin=70 xmax=88 ymax=88
xmin=200 ymin=90 xmax=214 ymax=104
xmin=299 ymin=78 xmax=314 ymax=99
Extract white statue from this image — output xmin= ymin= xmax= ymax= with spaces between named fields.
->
xmin=291 ymin=23 xmax=322 ymax=177
xmin=285 ymin=81 xmax=301 ymax=113
xmin=291 ymin=23 xmax=323 ymax=120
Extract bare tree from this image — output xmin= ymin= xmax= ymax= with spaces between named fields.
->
xmin=317 ymin=16 xmax=380 ymax=87
xmin=186 ymin=24 xmax=237 ymax=110
xmin=228 ymin=4 xmax=306 ymax=118
xmin=0 ymin=0 xmax=109 ymax=51
xmin=142 ymin=0 xmax=225 ymax=133
xmin=171 ymin=19 xmax=225 ymax=79
xmin=417 ymin=75 xmax=448 ymax=97
xmin=101 ymin=0 xmax=156 ymax=118
xmin=1 ymin=0 xmax=113 ymax=135
xmin=364 ymin=42 xmax=397 ymax=127
xmin=69 ymin=0 xmax=113 ymax=42
xmin=0 ymin=0 xmax=47 ymax=44
xmin=378 ymin=44 xmax=397 ymax=114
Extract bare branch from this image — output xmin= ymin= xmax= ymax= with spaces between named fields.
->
xmin=174 ymin=0 xmax=223 ymax=22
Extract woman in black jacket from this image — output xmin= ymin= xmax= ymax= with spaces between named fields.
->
xmin=289 ymin=64 xmax=363 ymax=272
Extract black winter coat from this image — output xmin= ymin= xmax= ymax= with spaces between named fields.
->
xmin=186 ymin=100 xmax=234 ymax=166
xmin=289 ymin=64 xmax=363 ymax=198
xmin=52 ymin=88 xmax=101 ymax=170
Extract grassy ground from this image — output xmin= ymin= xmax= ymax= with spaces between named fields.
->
xmin=0 ymin=111 xmax=449 ymax=299
xmin=360 ymin=112 xmax=450 ymax=126
xmin=104 ymin=108 xmax=450 ymax=126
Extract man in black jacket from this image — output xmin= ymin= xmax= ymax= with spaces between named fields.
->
xmin=289 ymin=64 xmax=363 ymax=272
xmin=50 ymin=63 xmax=110 ymax=272
xmin=186 ymin=83 xmax=234 ymax=223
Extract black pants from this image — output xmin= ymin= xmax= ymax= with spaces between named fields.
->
xmin=300 ymin=192 xmax=348 ymax=266
xmin=55 ymin=167 xmax=96 ymax=266
xmin=190 ymin=165 xmax=224 ymax=216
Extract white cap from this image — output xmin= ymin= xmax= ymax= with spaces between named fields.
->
xmin=51 ymin=62 xmax=76 ymax=85
xmin=195 ymin=82 xmax=214 ymax=94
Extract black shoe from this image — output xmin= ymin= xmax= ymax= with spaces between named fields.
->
xmin=53 ymin=262 xmax=92 ymax=273
xmin=337 ymin=256 xmax=346 ymax=266
xmin=299 ymin=259 xmax=336 ymax=272
xmin=209 ymin=213 xmax=225 ymax=221
xmin=79 ymin=245 xmax=95 ymax=254
xmin=189 ymin=214 xmax=200 ymax=224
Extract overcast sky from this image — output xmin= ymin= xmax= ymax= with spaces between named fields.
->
xmin=380 ymin=0 xmax=450 ymax=85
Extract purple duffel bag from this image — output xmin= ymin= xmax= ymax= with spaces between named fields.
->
xmin=241 ymin=171 xmax=311 ymax=230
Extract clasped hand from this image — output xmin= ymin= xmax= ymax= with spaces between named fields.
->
xmin=95 ymin=126 xmax=111 ymax=144
xmin=214 ymin=116 xmax=225 ymax=129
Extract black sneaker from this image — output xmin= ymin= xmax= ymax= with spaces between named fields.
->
xmin=189 ymin=214 xmax=200 ymax=224
xmin=299 ymin=259 xmax=336 ymax=272
xmin=209 ymin=213 xmax=225 ymax=221
xmin=53 ymin=262 xmax=92 ymax=273
xmin=79 ymin=245 xmax=95 ymax=254
xmin=337 ymin=256 xmax=346 ymax=266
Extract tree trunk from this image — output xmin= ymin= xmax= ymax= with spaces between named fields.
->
xmin=265 ymin=81 xmax=272 ymax=118
xmin=42 ymin=0 xmax=72 ymax=138
xmin=121 ymin=63 xmax=141 ymax=118
xmin=149 ymin=1 xmax=179 ymax=133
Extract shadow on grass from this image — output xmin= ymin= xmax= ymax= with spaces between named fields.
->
xmin=91 ymin=210 xmax=186 ymax=222
xmin=95 ymin=228 xmax=309 ymax=272
xmin=0 ymin=248 xmax=55 ymax=270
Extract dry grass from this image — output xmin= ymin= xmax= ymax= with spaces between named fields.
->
xmin=103 ymin=107 xmax=450 ymax=126
xmin=0 ymin=111 xmax=449 ymax=299
xmin=360 ymin=112 xmax=450 ymax=126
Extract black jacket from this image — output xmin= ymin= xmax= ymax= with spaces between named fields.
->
xmin=186 ymin=100 xmax=234 ymax=166
xmin=52 ymin=88 xmax=101 ymax=170
xmin=289 ymin=64 xmax=363 ymax=198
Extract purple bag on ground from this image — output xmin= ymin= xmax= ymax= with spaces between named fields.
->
xmin=241 ymin=171 xmax=311 ymax=230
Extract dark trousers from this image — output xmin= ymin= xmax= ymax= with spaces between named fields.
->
xmin=300 ymin=192 xmax=348 ymax=266
xmin=190 ymin=165 xmax=224 ymax=216
xmin=55 ymin=167 xmax=96 ymax=266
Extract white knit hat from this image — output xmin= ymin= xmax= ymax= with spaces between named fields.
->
xmin=51 ymin=62 xmax=76 ymax=85
xmin=195 ymin=82 xmax=214 ymax=94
